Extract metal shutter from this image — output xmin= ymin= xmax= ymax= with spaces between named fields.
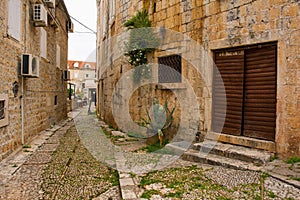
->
xmin=243 ymin=45 xmax=277 ymax=141
xmin=212 ymin=50 xmax=244 ymax=135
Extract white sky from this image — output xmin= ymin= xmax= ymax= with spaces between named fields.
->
xmin=64 ymin=0 xmax=97 ymax=62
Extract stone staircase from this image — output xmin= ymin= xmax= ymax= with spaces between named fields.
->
xmin=167 ymin=140 xmax=275 ymax=171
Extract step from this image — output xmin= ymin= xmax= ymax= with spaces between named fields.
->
xmin=165 ymin=141 xmax=192 ymax=155
xmin=182 ymin=149 xmax=262 ymax=171
xmin=193 ymin=140 xmax=274 ymax=165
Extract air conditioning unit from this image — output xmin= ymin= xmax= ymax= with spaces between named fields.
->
xmin=63 ymin=70 xmax=70 ymax=81
xmin=33 ymin=4 xmax=48 ymax=27
xmin=66 ymin=21 xmax=74 ymax=33
xmin=44 ymin=0 xmax=55 ymax=8
xmin=21 ymin=54 xmax=40 ymax=77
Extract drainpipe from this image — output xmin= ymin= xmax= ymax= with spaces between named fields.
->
xmin=21 ymin=1 xmax=28 ymax=145
xmin=21 ymin=77 xmax=24 ymax=145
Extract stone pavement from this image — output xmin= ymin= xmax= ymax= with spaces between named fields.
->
xmin=0 ymin=107 xmax=300 ymax=200
xmin=0 ymin=109 xmax=121 ymax=200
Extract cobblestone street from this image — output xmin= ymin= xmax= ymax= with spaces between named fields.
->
xmin=0 ymin=108 xmax=300 ymax=200
xmin=0 ymin=111 xmax=121 ymax=200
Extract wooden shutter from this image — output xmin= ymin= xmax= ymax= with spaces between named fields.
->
xmin=40 ymin=28 xmax=47 ymax=58
xmin=243 ymin=45 xmax=277 ymax=141
xmin=8 ymin=0 xmax=21 ymax=41
xmin=212 ymin=50 xmax=244 ymax=135
xmin=56 ymin=44 xmax=61 ymax=68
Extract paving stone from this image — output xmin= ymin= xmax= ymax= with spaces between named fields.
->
xmin=120 ymin=178 xmax=135 ymax=186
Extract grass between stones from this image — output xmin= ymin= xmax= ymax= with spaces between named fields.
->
xmin=139 ymin=165 xmax=289 ymax=200
xmin=41 ymin=126 xmax=119 ymax=199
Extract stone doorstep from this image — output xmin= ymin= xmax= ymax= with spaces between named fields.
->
xmin=182 ymin=149 xmax=262 ymax=171
xmin=193 ymin=140 xmax=274 ymax=165
xmin=206 ymin=132 xmax=276 ymax=152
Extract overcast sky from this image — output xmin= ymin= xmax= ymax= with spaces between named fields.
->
xmin=64 ymin=0 xmax=97 ymax=62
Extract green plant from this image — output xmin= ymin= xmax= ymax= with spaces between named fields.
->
xmin=286 ymin=156 xmax=300 ymax=164
xmin=124 ymin=10 xmax=159 ymax=71
xmin=138 ymin=140 xmax=169 ymax=153
xmin=269 ymin=155 xmax=278 ymax=162
xmin=268 ymin=191 xmax=277 ymax=198
xmin=292 ymin=177 xmax=300 ymax=181
xmin=23 ymin=144 xmax=31 ymax=148
xmin=141 ymin=99 xmax=175 ymax=146
xmin=141 ymin=189 xmax=160 ymax=199
xmin=67 ymin=88 xmax=74 ymax=97
xmin=261 ymin=172 xmax=270 ymax=179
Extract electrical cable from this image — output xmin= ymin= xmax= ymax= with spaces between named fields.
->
xmin=55 ymin=3 xmax=96 ymax=34
xmin=69 ymin=16 xmax=96 ymax=34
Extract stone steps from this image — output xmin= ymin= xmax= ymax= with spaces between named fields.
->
xmin=182 ymin=149 xmax=262 ymax=171
xmin=178 ymin=140 xmax=275 ymax=170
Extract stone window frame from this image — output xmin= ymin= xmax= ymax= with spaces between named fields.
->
xmin=0 ymin=94 xmax=9 ymax=127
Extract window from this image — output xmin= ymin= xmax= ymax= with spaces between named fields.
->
xmin=158 ymin=55 xmax=182 ymax=83
xmin=0 ymin=101 xmax=4 ymax=120
xmin=212 ymin=43 xmax=277 ymax=141
xmin=153 ymin=2 xmax=157 ymax=13
xmin=101 ymin=0 xmax=107 ymax=36
xmin=109 ymin=0 xmax=115 ymax=21
xmin=74 ymin=62 xmax=79 ymax=68
xmin=85 ymin=64 xmax=90 ymax=68
xmin=0 ymin=94 xmax=8 ymax=127
xmin=40 ymin=28 xmax=47 ymax=58
xmin=8 ymin=0 xmax=21 ymax=41
xmin=54 ymin=95 xmax=57 ymax=105
xmin=56 ymin=44 xmax=60 ymax=68
xmin=82 ymin=83 xmax=85 ymax=89
xmin=86 ymin=74 xmax=89 ymax=78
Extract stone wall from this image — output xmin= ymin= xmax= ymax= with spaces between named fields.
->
xmin=97 ymin=0 xmax=300 ymax=157
xmin=0 ymin=0 xmax=69 ymax=161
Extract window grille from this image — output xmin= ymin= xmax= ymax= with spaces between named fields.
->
xmin=158 ymin=55 xmax=182 ymax=83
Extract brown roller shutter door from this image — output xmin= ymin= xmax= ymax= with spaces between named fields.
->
xmin=243 ymin=45 xmax=277 ymax=141
xmin=212 ymin=51 xmax=244 ymax=136
xmin=212 ymin=43 xmax=277 ymax=141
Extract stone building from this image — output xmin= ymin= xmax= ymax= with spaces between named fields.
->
xmin=96 ymin=0 xmax=300 ymax=158
xmin=67 ymin=60 xmax=97 ymax=101
xmin=0 ymin=0 xmax=72 ymax=161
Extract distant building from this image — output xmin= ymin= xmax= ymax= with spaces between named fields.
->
xmin=0 ymin=0 xmax=72 ymax=161
xmin=68 ymin=60 xmax=97 ymax=101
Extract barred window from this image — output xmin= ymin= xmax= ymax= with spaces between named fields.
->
xmin=158 ymin=55 xmax=182 ymax=83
